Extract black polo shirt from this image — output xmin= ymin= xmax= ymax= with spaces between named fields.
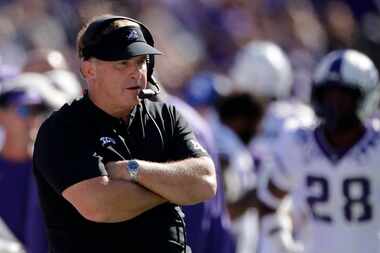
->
xmin=33 ymin=94 xmax=208 ymax=253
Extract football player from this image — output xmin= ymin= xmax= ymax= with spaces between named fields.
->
xmin=230 ymin=41 xmax=312 ymax=253
xmin=258 ymin=49 xmax=380 ymax=253
xmin=230 ymin=41 xmax=316 ymax=154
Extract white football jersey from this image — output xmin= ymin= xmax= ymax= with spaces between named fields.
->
xmin=265 ymin=120 xmax=380 ymax=253
xmin=210 ymin=113 xmax=258 ymax=253
xmin=250 ymin=100 xmax=316 ymax=159
xmin=252 ymin=100 xmax=315 ymax=253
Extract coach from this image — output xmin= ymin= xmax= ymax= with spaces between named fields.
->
xmin=33 ymin=14 xmax=216 ymax=253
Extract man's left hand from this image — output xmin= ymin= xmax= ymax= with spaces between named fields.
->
xmin=106 ymin=161 xmax=130 ymax=180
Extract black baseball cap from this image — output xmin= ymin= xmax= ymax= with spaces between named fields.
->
xmin=80 ymin=16 xmax=162 ymax=61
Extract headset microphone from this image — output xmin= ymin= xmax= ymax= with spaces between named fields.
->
xmin=138 ymin=89 xmax=157 ymax=99
xmin=138 ymin=75 xmax=161 ymax=99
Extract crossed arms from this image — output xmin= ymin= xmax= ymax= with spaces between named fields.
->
xmin=63 ymin=156 xmax=217 ymax=223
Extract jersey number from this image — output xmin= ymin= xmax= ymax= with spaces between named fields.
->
xmin=306 ymin=176 xmax=372 ymax=223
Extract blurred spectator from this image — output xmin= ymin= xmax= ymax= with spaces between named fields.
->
xmin=0 ymin=0 xmax=377 ymax=94
xmin=22 ymin=49 xmax=69 ymax=73
xmin=6 ymin=72 xmax=80 ymax=111
xmin=0 ymin=64 xmax=19 ymax=149
xmin=0 ymin=70 xmax=81 ymax=253
xmin=0 ymin=83 xmax=51 ymax=253
xmin=12 ymin=0 xmax=67 ymax=51
xmin=21 ymin=49 xmax=83 ymax=106
xmin=323 ymin=1 xmax=361 ymax=50
xmin=141 ymin=5 xmax=206 ymax=93
xmin=0 ymin=14 xmax=26 ymax=67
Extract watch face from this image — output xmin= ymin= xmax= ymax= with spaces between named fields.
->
xmin=128 ymin=160 xmax=139 ymax=181
xmin=128 ymin=160 xmax=139 ymax=172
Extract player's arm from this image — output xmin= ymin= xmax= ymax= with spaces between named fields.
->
xmin=257 ymin=180 xmax=304 ymax=253
xmin=224 ymin=153 xmax=287 ymax=220
xmin=259 ymin=198 xmax=305 ymax=253
xmin=227 ymin=188 xmax=260 ymax=220
xmin=256 ymin=153 xmax=304 ymax=253
xmin=106 ymin=156 xmax=217 ymax=205
xmin=257 ymin=150 xmax=291 ymax=217
xmin=62 ymin=176 xmax=166 ymax=223
xmin=258 ymin=178 xmax=288 ymax=217
xmin=224 ymin=183 xmax=288 ymax=221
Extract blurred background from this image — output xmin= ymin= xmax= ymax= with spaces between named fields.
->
xmin=0 ymin=0 xmax=379 ymax=99
xmin=0 ymin=1 xmax=380 ymax=253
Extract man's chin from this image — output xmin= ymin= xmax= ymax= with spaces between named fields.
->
xmin=121 ymin=95 xmax=140 ymax=107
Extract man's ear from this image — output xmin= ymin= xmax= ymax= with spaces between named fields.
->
xmin=80 ymin=60 xmax=96 ymax=80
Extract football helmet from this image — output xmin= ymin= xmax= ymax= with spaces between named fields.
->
xmin=230 ymin=41 xmax=293 ymax=99
xmin=312 ymin=49 xmax=379 ymax=120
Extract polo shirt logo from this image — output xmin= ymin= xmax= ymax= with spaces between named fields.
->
xmin=100 ymin=136 xmax=116 ymax=147
xmin=189 ymin=139 xmax=206 ymax=153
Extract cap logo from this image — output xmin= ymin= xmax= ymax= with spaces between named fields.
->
xmin=126 ymin=30 xmax=139 ymax=41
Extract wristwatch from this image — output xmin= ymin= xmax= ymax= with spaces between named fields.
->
xmin=127 ymin=160 xmax=140 ymax=181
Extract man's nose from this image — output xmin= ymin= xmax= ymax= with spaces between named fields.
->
xmin=128 ymin=63 xmax=143 ymax=79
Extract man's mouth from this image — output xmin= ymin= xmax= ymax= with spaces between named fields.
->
xmin=125 ymin=86 xmax=140 ymax=90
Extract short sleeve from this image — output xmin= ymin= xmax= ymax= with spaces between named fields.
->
xmin=257 ymin=137 xmax=294 ymax=209
xmin=33 ymin=118 xmax=108 ymax=194
xmin=167 ymin=104 xmax=209 ymax=160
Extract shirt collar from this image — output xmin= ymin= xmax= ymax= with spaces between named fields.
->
xmin=80 ymin=92 xmax=138 ymax=128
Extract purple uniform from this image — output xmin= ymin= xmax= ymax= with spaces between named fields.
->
xmin=0 ymin=157 xmax=48 ymax=253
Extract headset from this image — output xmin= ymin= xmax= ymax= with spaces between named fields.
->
xmin=81 ymin=15 xmax=161 ymax=99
